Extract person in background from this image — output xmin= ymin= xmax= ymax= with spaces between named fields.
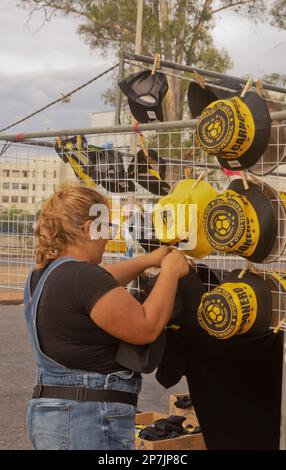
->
xmin=24 ymin=183 xmax=189 ymax=450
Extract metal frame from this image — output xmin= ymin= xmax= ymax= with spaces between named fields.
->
xmin=1 ymin=51 xmax=286 ymax=450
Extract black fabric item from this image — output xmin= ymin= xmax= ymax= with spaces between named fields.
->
xmin=128 ymin=149 xmax=170 ymax=196
xmin=115 ymin=331 xmax=166 ymax=374
xmin=216 ymin=92 xmax=271 ymax=171
xmin=228 ymin=179 xmax=277 ymax=263
xmin=168 ymin=268 xmax=206 ymax=329
xmin=223 ymin=270 xmax=272 ymax=337
xmin=30 ymin=261 xmax=123 ymax=374
xmin=154 ymin=416 xmax=186 ymax=435
xmin=188 ymin=78 xmax=243 ymax=118
xmin=155 ymin=328 xmax=187 ymax=388
xmin=119 ymin=70 xmax=169 ymax=123
xmin=196 ymin=264 xmax=225 ymax=292
xmin=88 ymin=147 xmax=135 ymax=193
xmin=55 ymin=136 xmax=134 ymax=193
xmin=139 ymin=416 xmax=186 ymax=441
xmin=32 ymin=385 xmax=138 ymax=406
xmin=156 ymin=315 xmax=283 ymax=449
xmin=175 ymin=395 xmax=193 ymax=409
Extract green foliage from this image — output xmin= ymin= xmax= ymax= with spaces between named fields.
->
xmin=0 ymin=207 xmax=34 ymax=234
xmin=18 ymin=1 xmax=285 ymax=119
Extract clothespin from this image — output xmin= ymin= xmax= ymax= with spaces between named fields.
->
xmin=151 ymin=53 xmax=161 ymax=76
xmin=191 ymin=170 xmax=207 ymax=190
xmin=256 ymin=80 xmax=264 ymax=97
xmin=184 ymin=167 xmax=193 ymax=179
xmin=240 ymin=171 xmax=250 ymax=190
xmin=240 ymin=78 xmax=253 ymax=98
xmin=274 ymin=318 xmax=285 ymax=334
xmin=238 ymin=261 xmax=252 ymax=279
xmin=133 ymin=121 xmax=150 ymax=160
xmin=193 ymin=71 xmax=205 ymax=89
xmin=61 ymin=93 xmax=71 ymax=104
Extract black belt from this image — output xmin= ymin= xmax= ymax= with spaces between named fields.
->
xmin=32 ymin=385 xmax=138 ymax=407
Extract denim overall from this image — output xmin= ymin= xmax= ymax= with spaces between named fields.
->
xmin=24 ymin=257 xmax=142 ymax=450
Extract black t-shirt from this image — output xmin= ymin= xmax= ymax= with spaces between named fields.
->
xmin=156 ymin=321 xmax=283 ymax=450
xmin=30 ymin=260 xmax=122 ymax=374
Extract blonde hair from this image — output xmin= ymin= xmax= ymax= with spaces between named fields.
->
xmin=35 ymin=183 xmax=107 ymax=269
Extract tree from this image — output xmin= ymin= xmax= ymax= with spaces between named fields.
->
xmin=18 ymin=1 xmax=285 ymax=120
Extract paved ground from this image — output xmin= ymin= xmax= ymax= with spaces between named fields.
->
xmin=0 ymin=306 xmax=187 ymax=450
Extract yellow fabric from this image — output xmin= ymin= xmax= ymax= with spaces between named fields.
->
xmin=197 ymin=282 xmax=257 ymax=340
xmin=66 ymin=155 xmax=96 ymax=187
xmin=203 ymin=189 xmax=260 ymax=257
xmin=269 ymin=272 xmax=286 ymax=293
xmin=153 ymin=179 xmax=217 ymax=258
xmin=148 ymin=168 xmax=161 ymax=180
xmin=196 ymin=97 xmax=255 ymax=160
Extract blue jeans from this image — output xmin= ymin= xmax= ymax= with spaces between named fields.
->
xmin=26 ymin=370 xmax=142 ymax=450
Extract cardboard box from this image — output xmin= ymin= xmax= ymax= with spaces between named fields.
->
xmin=135 ymin=411 xmax=206 ymax=450
xmin=169 ymin=394 xmax=199 ymax=426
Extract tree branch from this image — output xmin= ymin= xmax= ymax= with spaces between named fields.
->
xmin=211 ymin=0 xmax=256 ymax=15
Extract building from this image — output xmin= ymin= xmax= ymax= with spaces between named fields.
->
xmin=0 ymin=156 xmax=76 ymax=214
xmin=90 ymin=110 xmax=132 ymax=150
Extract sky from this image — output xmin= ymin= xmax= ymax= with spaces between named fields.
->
xmin=0 ymin=0 xmax=286 ymax=135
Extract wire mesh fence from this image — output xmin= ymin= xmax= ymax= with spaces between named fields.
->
xmin=0 ymin=121 xmax=286 ymax=332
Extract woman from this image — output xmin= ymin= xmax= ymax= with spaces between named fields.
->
xmin=24 ymin=183 xmax=189 ymax=450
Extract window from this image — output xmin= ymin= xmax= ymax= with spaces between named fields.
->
xmin=32 ymin=197 xmax=35 ymax=204
xmin=3 ymin=182 xmax=9 ymax=190
xmin=33 ymin=171 xmax=36 ymax=178
xmin=43 ymin=170 xmax=47 ymax=178
xmin=2 ymin=196 xmax=9 ymax=203
xmin=21 ymin=197 xmax=28 ymax=203
xmin=53 ymin=171 xmax=57 ymax=178
xmin=22 ymin=184 xmax=29 ymax=190
xmin=12 ymin=183 xmax=19 ymax=190
xmin=3 ymin=170 xmax=10 ymax=177
xmin=43 ymin=184 xmax=46 ymax=191
xmin=22 ymin=171 xmax=28 ymax=177
xmin=11 ymin=196 xmax=18 ymax=203
xmin=12 ymin=170 xmax=20 ymax=177
xmin=32 ymin=184 xmax=35 ymax=191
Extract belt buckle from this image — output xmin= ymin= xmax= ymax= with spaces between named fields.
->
xmin=33 ymin=384 xmax=43 ymax=399
xmin=76 ymin=387 xmax=88 ymax=402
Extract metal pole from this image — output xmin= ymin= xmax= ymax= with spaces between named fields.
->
xmin=1 ymin=110 xmax=286 ymax=141
xmin=135 ymin=0 xmax=144 ymax=66
xmin=281 ymin=332 xmax=286 ymax=449
xmin=114 ymin=51 xmax=125 ymax=125
xmin=124 ymin=52 xmax=286 ymax=96
xmin=130 ymin=0 xmax=145 ymax=168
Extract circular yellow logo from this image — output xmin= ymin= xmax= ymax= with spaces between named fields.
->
xmin=196 ymin=101 xmax=235 ymax=154
xmin=204 ymin=194 xmax=246 ymax=251
xmin=197 ymin=288 xmax=239 ymax=339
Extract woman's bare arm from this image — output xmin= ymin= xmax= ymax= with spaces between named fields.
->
xmin=104 ymin=246 xmax=171 ymax=286
xmin=90 ymin=251 xmax=189 ymax=344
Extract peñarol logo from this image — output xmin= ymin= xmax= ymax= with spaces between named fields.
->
xmin=204 ymin=195 xmax=246 ymax=250
xmin=197 ymin=283 xmax=257 ymax=339
xmin=197 ymin=97 xmax=255 ymax=159
xmin=197 ymin=101 xmax=235 ymax=154
xmin=197 ymin=289 xmax=238 ymax=339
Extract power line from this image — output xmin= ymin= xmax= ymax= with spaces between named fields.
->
xmin=0 ymin=62 xmax=119 ymax=133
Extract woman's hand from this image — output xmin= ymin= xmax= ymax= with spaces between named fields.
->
xmin=161 ymin=250 xmax=190 ymax=279
xmin=145 ymin=246 xmax=172 ymax=268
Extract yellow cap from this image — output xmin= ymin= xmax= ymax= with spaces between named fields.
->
xmin=153 ymin=179 xmax=217 ymax=258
